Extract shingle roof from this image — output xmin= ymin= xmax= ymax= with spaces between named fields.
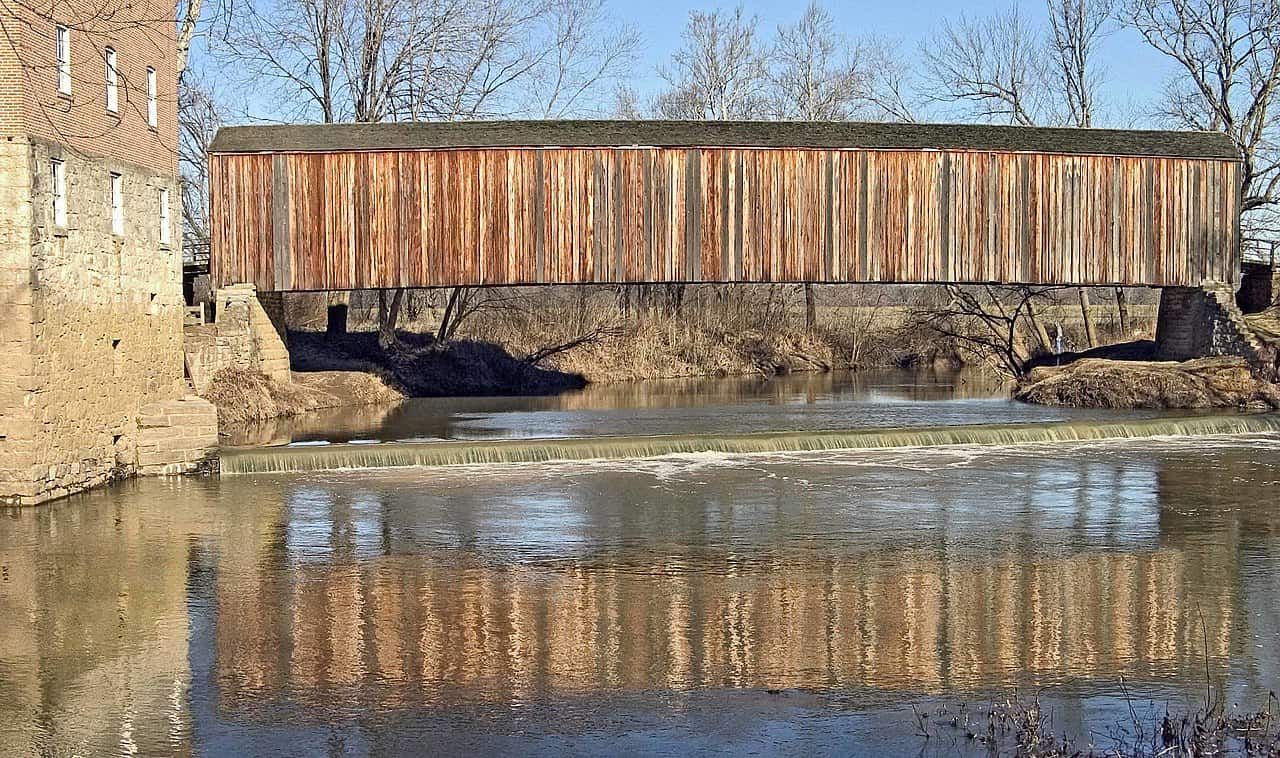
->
xmin=208 ymin=119 xmax=1241 ymax=160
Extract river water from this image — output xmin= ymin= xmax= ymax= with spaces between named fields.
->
xmin=2 ymin=371 xmax=1278 ymax=756
xmin=224 ymin=369 xmax=1179 ymax=447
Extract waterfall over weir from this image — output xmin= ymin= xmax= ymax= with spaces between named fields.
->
xmin=218 ymin=413 xmax=1280 ymax=475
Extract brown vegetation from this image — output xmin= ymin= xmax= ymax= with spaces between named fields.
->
xmin=913 ymin=691 xmax=1280 ymax=757
xmin=279 ymin=284 xmax=1155 ymax=386
xmin=193 ymin=284 xmax=1161 ymax=429
xmin=201 ymin=368 xmax=404 ymax=426
xmin=293 ymin=284 xmax=1152 ymax=385
xmin=1015 ymin=356 xmax=1280 ymax=410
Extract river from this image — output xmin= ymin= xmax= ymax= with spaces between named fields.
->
xmin=1 ymin=370 xmax=1278 ymax=756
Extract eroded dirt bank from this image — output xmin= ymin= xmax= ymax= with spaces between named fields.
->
xmin=1015 ymin=356 xmax=1280 ymax=410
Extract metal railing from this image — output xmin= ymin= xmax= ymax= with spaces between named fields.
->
xmin=1242 ymin=237 xmax=1277 ymax=267
xmin=183 ymin=239 xmax=210 ymax=272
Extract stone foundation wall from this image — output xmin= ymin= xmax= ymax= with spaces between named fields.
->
xmin=1156 ymin=286 xmax=1265 ymax=369
xmin=0 ymin=136 xmax=186 ymax=505
xmin=0 ymin=138 xmax=35 ymax=499
xmin=136 ymin=397 xmax=218 ymax=475
xmin=183 ymin=285 xmax=291 ymax=394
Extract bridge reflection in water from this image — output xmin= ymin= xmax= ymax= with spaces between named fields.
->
xmin=0 ymin=435 xmax=1276 ymax=755
xmin=217 ymin=549 xmax=1227 ymax=711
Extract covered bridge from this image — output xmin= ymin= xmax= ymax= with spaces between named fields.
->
xmin=207 ymin=120 xmax=1241 ymax=292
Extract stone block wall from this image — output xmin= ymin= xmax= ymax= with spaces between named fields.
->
xmin=217 ymin=285 xmax=292 ymax=383
xmin=136 ymin=397 xmax=218 ymax=475
xmin=182 ymin=285 xmax=292 ymax=394
xmin=1 ymin=135 xmax=186 ymax=505
xmin=1156 ymin=286 xmax=1265 ymax=369
xmin=0 ymin=138 xmax=35 ymax=499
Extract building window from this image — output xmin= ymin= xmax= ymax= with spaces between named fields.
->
xmin=159 ymin=188 xmax=170 ymax=244
xmin=51 ymin=159 xmax=67 ymax=226
xmin=110 ymin=173 xmax=123 ymax=235
xmin=146 ymin=67 xmax=157 ymax=127
xmin=55 ymin=25 xmax=71 ymax=95
xmin=104 ymin=47 xmax=117 ymax=113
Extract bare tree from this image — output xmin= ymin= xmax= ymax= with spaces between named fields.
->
xmin=612 ymin=83 xmax=644 ymax=117
xmin=390 ymin=0 xmax=551 ymax=122
xmin=655 ymin=7 xmax=767 ymax=120
xmin=178 ymin=76 xmax=222 ymax=257
xmin=925 ymin=0 xmax=1117 ymax=127
xmin=918 ymin=285 xmax=1065 ymax=376
xmin=1125 ymin=0 xmax=1280 ymax=221
xmin=221 ymin=0 xmax=413 ymax=122
xmin=859 ymin=37 xmax=921 ymax=122
xmin=1046 ymin=0 xmax=1116 ymax=127
xmin=521 ymin=0 xmax=639 ymax=117
xmin=921 ymin=6 xmax=1049 ymax=125
xmin=767 ymin=2 xmax=866 ymax=120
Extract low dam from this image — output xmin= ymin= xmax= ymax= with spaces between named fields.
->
xmin=219 ymin=413 xmax=1280 ymax=474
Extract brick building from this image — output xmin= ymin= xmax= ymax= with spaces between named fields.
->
xmin=1 ymin=0 xmax=192 ymax=504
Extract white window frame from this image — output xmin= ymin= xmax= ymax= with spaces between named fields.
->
xmin=158 ymin=188 xmax=170 ymax=244
xmin=110 ymin=173 xmax=123 ymax=236
xmin=146 ymin=67 xmax=157 ymax=127
xmin=55 ymin=25 xmax=71 ymax=95
xmin=104 ymin=47 xmax=118 ymax=113
xmin=51 ymin=159 xmax=67 ymax=226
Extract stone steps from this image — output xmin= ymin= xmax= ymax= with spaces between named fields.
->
xmin=1204 ymin=285 xmax=1277 ymax=381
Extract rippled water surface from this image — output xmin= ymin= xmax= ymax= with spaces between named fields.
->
xmin=223 ymin=369 xmax=1184 ymax=447
xmin=2 ymin=378 xmax=1279 ymax=756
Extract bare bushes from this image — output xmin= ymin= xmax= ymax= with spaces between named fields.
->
xmin=912 ymin=691 xmax=1280 ymax=757
xmin=201 ymin=368 xmax=404 ymax=426
xmin=913 ymin=285 xmax=1158 ymax=377
xmin=282 ymin=284 xmax=1156 ymax=383
xmin=450 ymin=284 xmax=907 ymax=381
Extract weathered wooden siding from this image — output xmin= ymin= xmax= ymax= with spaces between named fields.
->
xmin=209 ymin=147 xmax=1241 ymax=291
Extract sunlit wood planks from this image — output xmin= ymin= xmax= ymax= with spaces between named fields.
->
xmin=209 ymin=144 xmax=1241 ymax=292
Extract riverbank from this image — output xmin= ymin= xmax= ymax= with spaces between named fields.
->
xmin=1016 ymin=355 xmax=1280 ymax=410
xmin=201 ymin=367 xmax=405 ymax=426
xmin=199 ymin=284 xmax=1164 ymax=426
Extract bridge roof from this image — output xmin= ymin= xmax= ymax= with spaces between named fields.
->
xmin=208 ymin=120 xmax=1239 ymax=161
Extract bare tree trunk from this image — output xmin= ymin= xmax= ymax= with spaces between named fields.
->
xmin=377 ymin=288 xmax=404 ymax=349
xmin=438 ymin=287 xmax=463 ymax=343
xmin=1114 ymin=287 xmax=1129 ymax=337
xmin=803 ymin=283 xmax=816 ymax=334
xmin=1024 ymin=299 xmax=1053 ymax=353
xmin=176 ymin=0 xmax=203 ymax=76
xmin=1077 ymin=287 xmax=1097 ymax=348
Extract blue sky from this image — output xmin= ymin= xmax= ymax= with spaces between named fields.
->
xmin=615 ymin=0 xmax=1181 ymax=126
xmin=201 ymin=0 xmax=1186 ymax=127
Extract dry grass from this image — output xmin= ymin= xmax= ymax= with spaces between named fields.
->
xmin=283 ymin=285 xmax=1157 ymax=384
xmin=913 ymin=691 xmax=1280 ymax=757
xmin=201 ymin=368 xmax=404 ymax=427
xmin=447 ymin=286 xmax=946 ymax=382
xmin=1015 ymin=356 xmax=1280 ymax=409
